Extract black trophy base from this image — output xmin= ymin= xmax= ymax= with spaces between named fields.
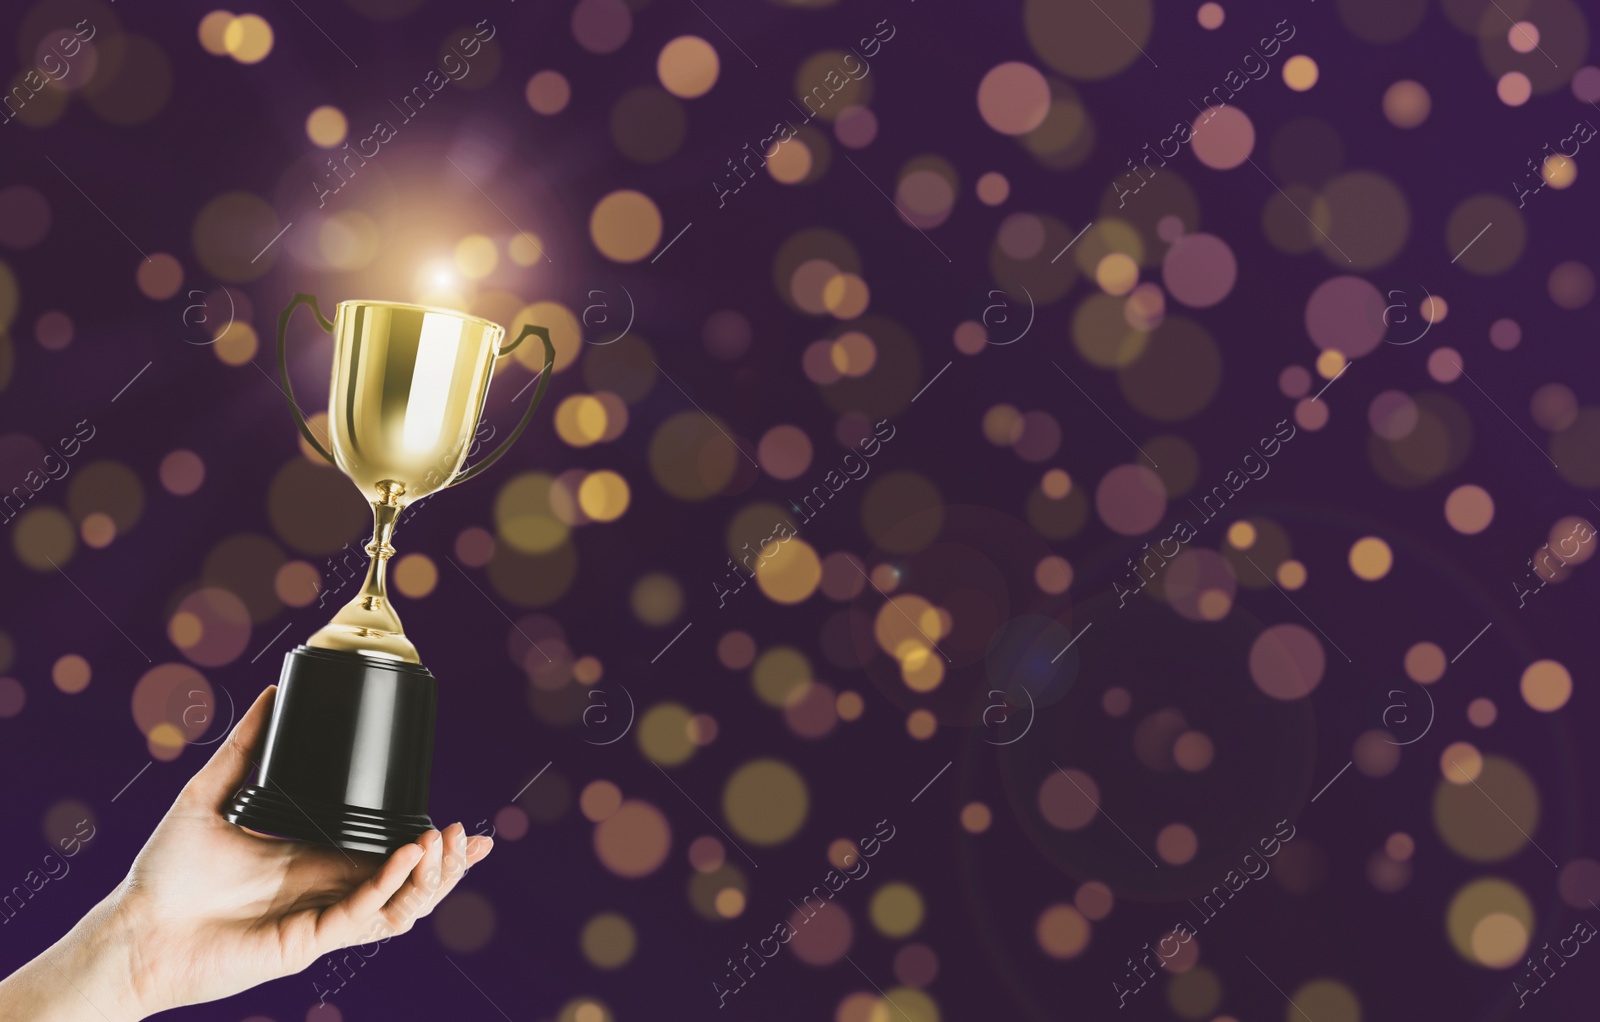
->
xmin=226 ymin=785 xmax=433 ymax=856
xmin=225 ymin=644 xmax=437 ymax=856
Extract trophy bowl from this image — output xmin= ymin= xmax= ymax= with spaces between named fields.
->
xmin=224 ymin=294 xmax=554 ymax=854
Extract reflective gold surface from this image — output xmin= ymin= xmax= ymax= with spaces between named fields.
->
xmin=327 ymin=301 xmax=505 ymax=504
xmin=309 ymin=301 xmax=506 ymax=662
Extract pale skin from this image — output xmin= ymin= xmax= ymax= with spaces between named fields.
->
xmin=0 ymin=686 xmax=492 ymax=1020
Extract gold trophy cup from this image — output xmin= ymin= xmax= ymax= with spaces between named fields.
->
xmin=225 ymin=294 xmax=553 ymax=853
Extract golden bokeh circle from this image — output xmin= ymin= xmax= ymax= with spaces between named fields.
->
xmin=580 ymin=912 xmax=637 ymax=969
xmin=657 ymin=36 xmax=719 ymax=99
xmin=1434 ymin=755 xmax=1540 ymax=862
xmin=630 ymin=572 xmax=683 ymax=626
xmin=1036 ymin=904 xmax=1091 ymax=958
xmin=1520 ymin=659 xmax=1572 ymax=712
xmin=578 ymin=471 xmax=630 ymax=522
xmin=52 ymin=654 xmax=91 ymax=694
xmin=637 ymin=702 xmax=695 ymax=766
xmin=589 ymin=190 xmax=663 ymax=263
xmin=1446 ymin=877 xmax=1533 ymax=968
xmin=223 ymin=14 xmax=273 ymax=64
xmin=305 ymin=105 xmax=347 ymax=147
xmin=869 ymin=882 xmax=924 ymax=938
xmin=14 ymin=506 xmax=76 ymax=570
xmin=1348 ymin=536 xmax=1393 ymax=580
xmin=755 ymin=538 xmax=823 ymax=604
xmin=393 ymin=552 xmax=437 ymax=599
xmin=722 ymin=759 xmax=808 ymax=845
xmin=198 ymin=11 xmax=235 ymax=55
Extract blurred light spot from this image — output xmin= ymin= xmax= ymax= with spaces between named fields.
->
xmin=1444 ymin=485 xmax=1494 ymax=534
xmin=1039 ymin=768 xmax=1098 ymax=830
xmin=525 ymin=70 xmax=571 ymax=114
xmin=723 ymin=759 xmax=808 ymax=845
xmin=589 ymin=190 xmax=662 ymax=263
xmin=578 ymin=471 xmax=629 ymax=521
xmin=906 ymin=708 xmax=938 ymax=739
xmin=657 ymin=36 xmax=719 ymax=99
xmin=1249 ymin=623 xmax=1325 ymax=700
xmin=580 ymin=780 xmax=622 ymax=822
xmin=52 ymin=654 xmax=90 ymax=694
xmin=1521 ymin=659 xmax=1571 ymax=712
xmin=1036 ymin=904 xmax=1090 ymax=958
xmin=594 ymin=799 xmax=671 ymax=877
xmin=976 ymin=171 xmax=1009 ymax=205
xmin=869 ymin=882 xmax=924 ymax=938
xmin=581 ymin=912 xmax=636 ymax=968
xmin=1277 ymin=559 xmax=1307 ymax=589
xmin=1190 ymin=106 xmax=1254 ymax=170
xmin=977 ymin=62 xmax=1050 ymax=135
xmin=224 ymin=14 xmax=274 ymax=64
xmin=961 ymin=802 xmax=991 ymax=833
xmin=305 ymin=105 xmax=347 ymax=147
xmin=1283 ymin=55 xmax=1318 ymax=91
xmin=198 ymin=11 xmax=236 ymax=55
xmin=1427 ymin=347 xmax=1463 ymax=383
xmin=638 ymin=702 xmax=695 ymax=766
xmin=1349 ymin=536 xmax=1392 ymax=580
xmin=1442 ymin=741 xmax=1483 ymax=784
xmin=836 ymin=690 xmax=864 ymax=720
xmin=1404 ymin=642 xmax=1446 ymax=683
xmin=572 ymin=0 xmax=632 ymax=54
xmin=393 ymin=552 xmax=437 ymax=598
xmin=1156 ymin=822 xmax=1198 ymax=865
xmin=1497 ymin=71 xmax=1531 ymax=106
xmin=631 ymin=573 xmax=683 ymax=626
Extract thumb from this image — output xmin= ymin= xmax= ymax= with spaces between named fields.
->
xmin=183 ymin=684 xmax=276 ymax=810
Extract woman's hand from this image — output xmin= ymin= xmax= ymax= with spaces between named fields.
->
xmin=0 ymin=686 xmax=492 ymax=1020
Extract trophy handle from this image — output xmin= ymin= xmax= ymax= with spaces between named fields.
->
xmin=449 ymin=324 xmax=556 ymax=487
xmin=276 ymin=293 xmax=338 ymax=467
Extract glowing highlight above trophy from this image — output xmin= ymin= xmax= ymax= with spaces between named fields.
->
xmin=225 ymin=294 xmax=554 ymax=853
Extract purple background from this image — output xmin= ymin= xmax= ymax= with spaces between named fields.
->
xmin=2 ymin=0 xmax=1599 ymax=1019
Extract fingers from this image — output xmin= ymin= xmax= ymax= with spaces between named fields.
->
xmin=314 ymin=841 xmax=426 ymax=950
xmin=312 ymin=823 xmax=490 ymax=957
xmin=377 ymin=825 xmax=473 ymax=937
xmin=182 ymin=685 xmax=276 ymax=810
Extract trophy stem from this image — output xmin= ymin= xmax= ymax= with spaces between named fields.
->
xmin=305 ymin=486 xmax=420 ymax=662
xmin=356 ymin=497 xmax=400 ymax=614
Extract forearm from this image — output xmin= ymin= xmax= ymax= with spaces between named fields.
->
xmin=0 ymin=889 xmax=151 ymax=1022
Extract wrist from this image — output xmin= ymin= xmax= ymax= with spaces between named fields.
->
xmin=0 ymin=886 xmax=158 ymax=1022
xmin=88 ymin=886 xmax=164 ymax=1020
